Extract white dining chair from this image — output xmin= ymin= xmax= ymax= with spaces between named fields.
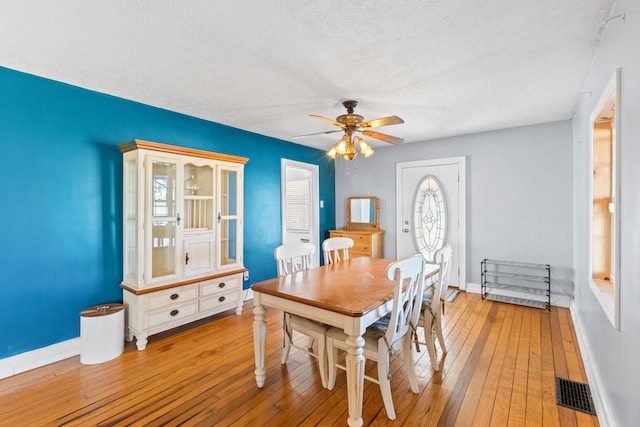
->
xmin=274 ymin=242 xmax=329 ymax=387
xmin=416 ymin=244 xmax=452 ymax=371
xmin=322 ymin=237 xmax=354 ymax=264
xmin=325 ymin=254 xmax=426 ymax=420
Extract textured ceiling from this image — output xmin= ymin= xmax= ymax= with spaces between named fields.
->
xmin=0 ymin=0 xmax=616 ymax=150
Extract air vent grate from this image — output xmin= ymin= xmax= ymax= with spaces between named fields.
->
xmin=555 ymin=377 xmax=596 ymax=415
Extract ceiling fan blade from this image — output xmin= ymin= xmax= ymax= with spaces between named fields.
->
xmin=359 ymin=115 xmax=404 ymax=129
xmin=361 ymin=130 xmax=404 ymax=144
xmin=310 ymin=114 xmax=346 ymax=128
xmin=291 ymin=129 xmax=343 ymax=139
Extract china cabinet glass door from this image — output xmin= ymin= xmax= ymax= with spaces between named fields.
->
xmin=218 ymin=166 xmax=242 ymax=269
xmin=148 ymin=158 xmax=179 ymax=281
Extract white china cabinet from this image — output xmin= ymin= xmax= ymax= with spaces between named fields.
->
xmin=120 ymin=140 xmax=248 ymax=350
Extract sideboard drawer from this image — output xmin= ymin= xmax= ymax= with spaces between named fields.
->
xmin=147 ymin=285 xmax=198 ymax=310
xmin=147 ymin=301 xmax=198 ymax=328
xmin=200 ymin=275 xmax=242 ymax=297
xmin=200 ymin=290 xmax=241 ymax=312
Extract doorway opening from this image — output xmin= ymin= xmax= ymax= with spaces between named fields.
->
xmin=281 ymin=159 xmax=320 ymax=268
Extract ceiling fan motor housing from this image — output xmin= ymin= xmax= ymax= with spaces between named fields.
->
xmin=337 ymin=114 xmax=364 ymax=126
xmin=295 ymin=99 xmax=404 ymax=154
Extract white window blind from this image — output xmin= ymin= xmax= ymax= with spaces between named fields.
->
xmin=285 ymin=179 xmax=310 ymax=233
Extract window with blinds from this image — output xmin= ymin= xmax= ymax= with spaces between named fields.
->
xmin=285 ymin=179 xmax=310 ymax=233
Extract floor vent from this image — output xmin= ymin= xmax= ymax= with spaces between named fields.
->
xmin=555 ymin=377 xmax=596 ymax=415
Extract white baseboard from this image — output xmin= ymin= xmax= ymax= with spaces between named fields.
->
xmin=0 ymin=338 xmax=80 ymax=380
xmin=570 ymin=303 xmax=615 ymax=427
xmin=465 ymin=282 xmax=572 ymax=308
xmin=243 ymin=288 xmax=254 ymax=301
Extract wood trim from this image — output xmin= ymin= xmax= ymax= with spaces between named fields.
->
xmin=119 ymin=139 xmax=249 ymax=164
xmin=120 ymin=268 xmax=247 ymax=295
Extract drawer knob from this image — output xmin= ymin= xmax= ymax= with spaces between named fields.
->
xmin=218 ymin=296 xmax=226 ymax=302
xmin=170 ymin=309 xmax=179 ymax=316
xmin=218 ymin=282 xmax=226 ymax=288
xmin=170 ymin=293 xmax=179 ymax=300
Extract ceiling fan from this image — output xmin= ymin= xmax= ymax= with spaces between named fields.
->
xmin=294 ymin=100 xmax=405 ymax=160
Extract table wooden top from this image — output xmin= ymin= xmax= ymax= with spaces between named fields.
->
xmin=251 ymin=257 xmax=438 ymax=317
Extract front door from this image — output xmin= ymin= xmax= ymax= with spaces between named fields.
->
xmin=396 ymin=157 xmax=466 ymax=289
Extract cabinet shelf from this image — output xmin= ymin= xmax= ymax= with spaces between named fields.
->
xmin=485 ymin=294 xmax=548 ymax=310
xmin=481 ymin=259 xmax=550 ymax=310
xmin=184 ymin=195 xmax=214 ymax=200
xmin=483 ymin=271 xmax=549 ymax=283
xmin=482 ymin=281 xmax=549 ymax=295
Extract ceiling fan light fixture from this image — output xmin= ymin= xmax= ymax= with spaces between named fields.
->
xmin=327 ymin=135 xmax=374 ymax=160
xmin=357 ymin=137 xmax=374 ymax=158
xmin=336 ymin=135 xmax=349 ymax=154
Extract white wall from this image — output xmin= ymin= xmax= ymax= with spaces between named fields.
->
xmin=571 ymin=1 xmax=640 ymax=425
xmin=336 ymin=120 xmax=574 ymax=294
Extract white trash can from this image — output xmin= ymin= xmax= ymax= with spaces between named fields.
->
xmin=80 ymin=303 xmax=125 ymax=365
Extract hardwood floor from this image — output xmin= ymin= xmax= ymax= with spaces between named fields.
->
xmin=0 ymin=292 xmax=599 ymax=426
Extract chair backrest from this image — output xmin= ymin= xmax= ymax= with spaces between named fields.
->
xmin=274 ymin=242 xmax=315 ymax=276
xmin=384 ymin=254 xmax=426 ymax=352
xmin=429 ymin=244 xmax=453 ymax=314
xmin=322 ymin=237 xmax=354 ymax=265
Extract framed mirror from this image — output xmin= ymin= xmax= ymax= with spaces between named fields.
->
xmin=347 ymin=196 xmax=379 ymax=229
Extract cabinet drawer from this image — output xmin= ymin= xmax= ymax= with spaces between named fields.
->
xmin=330 ymin=232 xmax=369 ymax=244
xmin=200 ymin=275 xmax=241 ymax=297
xmin=147 ymin=301 xmax=198 ymax=327
xmin=147 ymin=286 xmax=198 ymax=310
xmin=352 ymin=240 xmax=371 ymax=253
xmin=200 ymin=291 xmax=241 ymax=312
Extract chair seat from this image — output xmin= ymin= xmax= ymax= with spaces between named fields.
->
xmin=325 ymin=326 xmax=380 ymax=351
xmin=364 ymin=313 xmax=391 ymax=339
xmin=327 ymin=316 xmax=398 ymax=350
xmin=288 ymin=314 xmax=329 ymax=334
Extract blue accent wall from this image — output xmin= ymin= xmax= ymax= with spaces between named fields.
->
xmin=0 ymin=66 xmax=335 ymax=359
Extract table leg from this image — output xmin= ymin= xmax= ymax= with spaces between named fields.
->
xmin=345 ymin=334 xmax=365 ymax=427
xmin=253 ymin=303 xmax=267 ymax=388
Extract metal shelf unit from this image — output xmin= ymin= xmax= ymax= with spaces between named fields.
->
xmin=481 ymin=259 xmax=550 ymax=310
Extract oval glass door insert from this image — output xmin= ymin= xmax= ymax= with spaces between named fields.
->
xmin=413 ymin=174 xmax=447 ymax=261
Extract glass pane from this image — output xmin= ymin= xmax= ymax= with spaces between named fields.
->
xmin=125 ymin=159 xmax=137 ymax=278
xmin=151 ymin=221 xmax=176 ymax=278
xmin=152 ymin=161 xmax=176 ymax=218
xmin=413 ymin=175 xmax=447 ymax=262
xmin=220 ymin=218 xmax=237 ymax=266
xmin=220 ymin=170 xmax=237 ymax=216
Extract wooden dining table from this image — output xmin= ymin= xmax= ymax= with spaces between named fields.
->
xmin=251 ymin=256 xmax=440 ymax=426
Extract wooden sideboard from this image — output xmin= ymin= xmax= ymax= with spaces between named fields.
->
xmin=328 ymin=228 xmax=384 ymax=258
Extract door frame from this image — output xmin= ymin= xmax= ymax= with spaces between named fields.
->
xmin=395 ymin=156 xmax=467 ymax=290
xmin=280 ymin=159 xmax=320 ymax=268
